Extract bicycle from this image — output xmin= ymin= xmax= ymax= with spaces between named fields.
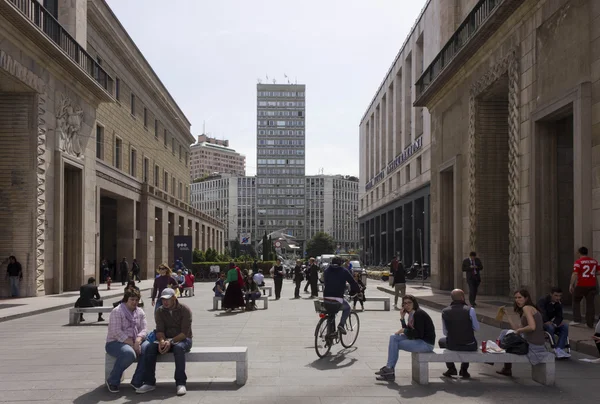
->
xmin=314 ymin=294 xmax=360 ymax=358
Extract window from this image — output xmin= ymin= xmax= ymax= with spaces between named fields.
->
xmin=143 ymin=108 xmax=148 ymax=127
xmin=179 ymin=145 xmax=182 ymax=160
xmin=164 ymin=170 xmax=169 ymax=192
xmin=164 ymin=129 xmax=168 ymax=146
xmin=154 ymin=165 xmax=159 ymax=187
xmin=130 ymin=147 xmax=137 ymax=177
xmin=143 ymin=158 xmax=149 ymax=183
xmin=43 ymin=0 xmax=58 ymax=18
xmin=416 ymin=156 xmax=422 ymax=176
xmin=130 ymin=93 xmax=136 ymax=116
xmin=96 ymin=124 xmax=104 ymax=159
xmin=172 ymin=138 xmax=175 ymax=155
xmin=405 ymin=164 xmax=411 ymax=184
xmin=115 ymin=78 xmax=120 ymax=101
xmin=185 ymin=152 xmax=189 ymax=167
xmin=115 ymin=137 xmax=122 ymax=169
xmin=179 ymin=182 xmax=183 ymax=199
xmin=171 ymin=175 xmax=176 ymax=195
xmin=154 ymin=119 xmax=158 ymax=138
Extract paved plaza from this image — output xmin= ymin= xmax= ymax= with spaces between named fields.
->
xmin=0 ymin=279 xmax=598 ymax=404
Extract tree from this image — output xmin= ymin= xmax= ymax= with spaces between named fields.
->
xmin=193 ymin=249 xmax=204 ymax=262
xmin=306 ymin=232 xmax=335 ymax=258
xmin=204 ymin=248 xmax=218 ymax=262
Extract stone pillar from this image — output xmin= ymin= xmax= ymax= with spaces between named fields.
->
xmin=116 ymin=198 xmax=135 ymax=270
xmin=58 ymin=0 xmax=87 ymax=49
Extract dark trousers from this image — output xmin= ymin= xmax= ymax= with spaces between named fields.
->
xmin=310 ymin=278 xmax=318 ymax=297
xmin=438 ymin=337 xmax=475 ymax=371
xmin=573 ymin=286 xmax=597 ymax=327
xmin=294 ymin=281 xmax=301 ymax=298
xmin=120 ymin=269 xmax=128 ymax=285
xmin=131 ymin=272 xmax=140 ymax=282
xmin=595 ymin=333 xmax=600 ymax=356
xmin=467 ymin=276 xmax=480 ymax=305
xmin=304 ymin=279 xmax=310 ymax=292
xmin=274 ymin=277 xmax=283 ymax=299
xmin=144 ymin=338 xmax=192 ymax=386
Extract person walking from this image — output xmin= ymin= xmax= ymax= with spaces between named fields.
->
xmin=569 ymin=246 xmax=599 ymax=328
xmin=389 ymin=256 xmax=399 ymax=287
xmin=462 ymin=251 xmax=483 ymax=307
xmin=353 ymin=272 xmax=366 ymax=311
xmin=392 ymin=259 xmax=406 ymax=309
xmin=101 ymin=258 xmax=110 ymax=284
xmin=131 ymin=259 xmax=141 ymax=283
xmin=5 ymin=256 xmax=23 ymax=298
xmin=293 ymin=260 xmax=303 ymax=299
xmin=272 ymin=259 xmax=284 ymax=300
xmin=119 ymin=257 xmax=129 ymax=286
xmin=309 ymin=258 xmax=319 ymax=298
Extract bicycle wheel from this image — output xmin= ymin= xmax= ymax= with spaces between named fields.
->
xmin=208 ymin=271 xmax=218 ymax=280
xmin=340 ymin=312 xmax=360 ymax=348
xmin=314 ymin=317 xmax=332 ymax=358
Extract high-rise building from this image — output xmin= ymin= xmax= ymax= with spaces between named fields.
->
xmin=256 ymin=84 xmax=306 ymax=245
xmin=190 ymin=174 xmax=256 ymax=248
xmin=189 ymin=134 xmax=245 ymax=181
xmin=305 ymin=175 xmax=359 ymax=252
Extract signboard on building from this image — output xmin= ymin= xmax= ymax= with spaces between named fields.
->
xmin=174 ymin=235 xmax=193 ymax=268
xmin=240 ymin=233 xmax=251 ymax=245
xmin=365 ymin=136 xmax=423 ymax=191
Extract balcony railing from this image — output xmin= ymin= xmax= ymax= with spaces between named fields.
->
xmin=8 ymin=0 xmax=113 ymax=92
xmin=415 ymin=0 xmax=503 ymax=103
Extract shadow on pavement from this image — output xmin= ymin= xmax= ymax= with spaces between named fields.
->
xmin=307 ymin=348 xmax=358 ymax=370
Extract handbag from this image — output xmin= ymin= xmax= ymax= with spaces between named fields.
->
xmin=500 ymin=332 xmax=529 ymax=355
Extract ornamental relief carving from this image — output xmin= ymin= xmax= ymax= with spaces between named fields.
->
xmin=56 ymin=93 xmax=84 ymax=158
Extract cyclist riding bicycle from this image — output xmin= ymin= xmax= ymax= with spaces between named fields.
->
xmin=323 ymin=256 xmax=360 ymax=335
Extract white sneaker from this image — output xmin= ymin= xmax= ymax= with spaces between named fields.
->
xmin=569 ymin=321 xmax=581 ymax=326
xmin=176 ymin=385 xmax=187 ymax=396
xmin=555 ymin=348 xmax=571 ymax=358
xmin=136 ymin=384 xmax=156 ymax=394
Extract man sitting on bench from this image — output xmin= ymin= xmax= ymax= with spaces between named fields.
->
xmin=75 ymin=277 xmax=104 ymax=322
xmin=439 ymin=289 xmax=480 ymax=379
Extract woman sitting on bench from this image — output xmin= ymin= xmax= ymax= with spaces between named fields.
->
xmin=375 ymin=295 xmax=436 ymax=381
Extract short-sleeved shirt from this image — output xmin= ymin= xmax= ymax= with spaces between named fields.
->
xmin=573 ymin=256 xmax=599 ymax=288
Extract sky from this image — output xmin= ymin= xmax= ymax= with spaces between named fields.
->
xmin=105 ymin=0 xmax=428 ymax=177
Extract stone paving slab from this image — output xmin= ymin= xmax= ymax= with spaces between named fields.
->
xmin=0 ymin=279 xmax=599 ymax=403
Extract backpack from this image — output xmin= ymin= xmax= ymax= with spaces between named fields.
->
xmin=500 ymin=332 xmax=529 ymax=355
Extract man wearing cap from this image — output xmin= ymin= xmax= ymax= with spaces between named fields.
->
xmin=137 ymin=288 xmax=193 ymax=396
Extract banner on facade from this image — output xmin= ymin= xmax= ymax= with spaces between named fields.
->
xmin=174 ymin=235 xmax=193 ymax=268
xmin=240 ymin=233 xmax=251 ymax=245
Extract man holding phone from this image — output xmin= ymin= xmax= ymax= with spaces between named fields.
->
xmin=137 ymin=288 xmax=193 ymax=396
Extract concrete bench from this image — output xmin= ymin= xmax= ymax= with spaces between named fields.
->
xmin=213 ymin=296 xmax=269 ymax=310
xmin=182 ymin=287 xmax=194 ymax=297
xmin=259 ymin=286 xmax=272 ymax=297
xmin=105 ymin=346 xmax=248 ymax=385
xmin=412 ymin=348 xmax=555 ymax=386
xmin=367 ymin=296 xmax=390 ymax=311
xmin=69 ymin=307 xmax=112 ymax=325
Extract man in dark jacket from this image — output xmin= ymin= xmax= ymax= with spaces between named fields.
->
xmin=323 ymin=257 xmax=359 ymax=334
xmin=5 ymin=256 xmax=23 ymax=297
xmin=309 ymin=258 xmax=320 ymax=298
xmin=462 ymin=251 xmax=483 ymax=306
xmin=538 ymin=287 xmax=571 ymax=358
xmin=293 ymin=260 xmax=303 ymax=299
xmin=119 ymin=257 xmax=129 ymax=285
xmin=75 ymin=277 xmax=104 ymax=322
xmin=439 ymin=289 xmax=480 ymax=378
xmin=131 ymin=259 xmax=141 ymax=283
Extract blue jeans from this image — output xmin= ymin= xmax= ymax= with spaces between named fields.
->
xmin=386 ymin=334 xmax=434 ymax=369
xmin=543 ymin=323 xmax=569 ymax=349
xmin=9 ymin=276 xmax=20 ymax=297
xmin=105 ymin=340 xmax=149 ymax=387
xmin=144 ymin=338 xmax=192 ymax=386
xmin=339 ymin=299 xmax=351 ymax=328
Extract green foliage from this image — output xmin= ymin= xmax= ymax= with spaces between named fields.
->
xmin=204 ymin=248 xmax=218 ymax=262
xmin=192 ymin=249 xmax=204 ymax=262
xmin=306 ymin=232 xmax=335 ymax=258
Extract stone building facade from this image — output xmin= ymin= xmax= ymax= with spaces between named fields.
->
xmin=0 ymin=0 xmax=223 ymax=297
xmin=415 ymin=0 xmax=598 ymax=299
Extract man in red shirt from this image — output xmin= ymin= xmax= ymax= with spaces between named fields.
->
xmin=569 ymin=246 xmax=599 ymax=328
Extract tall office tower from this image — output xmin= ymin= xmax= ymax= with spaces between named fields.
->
xmin=256 ymin=84 xmax=306 ymax=247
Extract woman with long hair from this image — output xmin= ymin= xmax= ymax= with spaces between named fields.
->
xmin=223 ymin=263 xmax=245 ymax=312
xmin=150 ymin=264 xmax=178 ymax=312
xmin=375 ymin=295 xmax=436 ymax=381
xmin=496 ymin=288 xmax=549 ymax=376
